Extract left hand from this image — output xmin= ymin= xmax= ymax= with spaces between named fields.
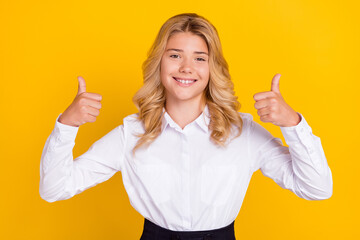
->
xmin=253 ymin=73 xmax=301 ymax=127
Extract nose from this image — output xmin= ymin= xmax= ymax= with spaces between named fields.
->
xmin=179 ymin=57 xmax=193 ymax=74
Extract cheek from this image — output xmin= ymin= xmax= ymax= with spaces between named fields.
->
xmin=199 ymin=65 xmax=210 ymax=81
xmin=160 ymin=59 xmax=169 ymax=82
xmin=161 ymin=59 xmax=176 ymax=78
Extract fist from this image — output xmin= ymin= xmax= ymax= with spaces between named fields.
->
xmin=58 ymin=76 xmax=102 ymax=127
xmin=253 ymin=73 xmax=301 ymax=127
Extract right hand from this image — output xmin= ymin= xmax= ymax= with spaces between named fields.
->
xmin=58 ymin=76 xmax=102 ymax=127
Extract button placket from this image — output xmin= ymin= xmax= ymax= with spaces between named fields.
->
xmin=181 ymin=132 xmax=191 ymax=229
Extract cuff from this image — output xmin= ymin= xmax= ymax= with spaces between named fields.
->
xmin=280 ymin=112 xmax=313 ymax=144
xmin=53 ymin=113 xmax=79 ymax=140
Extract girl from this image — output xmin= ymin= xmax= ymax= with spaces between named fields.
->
xmin=40 ymin=13 xmax=333 ymax=240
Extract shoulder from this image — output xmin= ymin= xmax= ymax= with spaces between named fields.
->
xmin=237 ymin=111 xmax=262 ymax=137
xmin=238 ymin=111 xmax=254 ymax=129
xmin=107 ymin=112 xmax=144 ymax=151
xmin=238 ymin=112 xmax=254 ymax=121
xmin=121 ymin=112 xmax=145 ymax=136
xmin=226 ymin=112 xmax=254 ymax=139
xmin=123 ymin=112 xmax=141 ymax=125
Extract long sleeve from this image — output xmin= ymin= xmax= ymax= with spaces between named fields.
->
xmin=39 ymin=113 xmax=125 ymax=203
xmin=249 ymin=112 xmax=333 ymax=200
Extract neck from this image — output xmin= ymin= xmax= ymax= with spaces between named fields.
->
xmin=165 ymin=96 xmax=206 ymax=129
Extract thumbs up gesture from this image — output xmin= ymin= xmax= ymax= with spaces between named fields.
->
xmin=253 ymin=73 xmax=301 ymax=127
xmin=58 ymin=76 xmax=103 ymax=127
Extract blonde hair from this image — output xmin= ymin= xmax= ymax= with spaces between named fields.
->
xmin=132 ymin=13 xmax=243 ymax=153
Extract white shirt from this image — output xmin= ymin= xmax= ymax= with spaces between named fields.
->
xmin=39 ymin=105 xmax=333 ymax=231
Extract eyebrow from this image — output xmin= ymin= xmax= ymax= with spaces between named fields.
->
xmin=166 ymin=48 xmax=208 ymax=55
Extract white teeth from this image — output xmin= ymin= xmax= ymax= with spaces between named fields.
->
xmin=175 ymin=78 xmax=195 ymax=84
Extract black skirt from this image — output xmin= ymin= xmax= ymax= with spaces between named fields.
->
xmin=140 ymin=218 xmax=236 ymax=240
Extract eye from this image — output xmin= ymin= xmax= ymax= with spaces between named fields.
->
xmin=169 ymin=54 xmax=206 ymax=61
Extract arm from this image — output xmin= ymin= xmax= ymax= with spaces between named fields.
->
xmin=39 ymin=113 xmax=125 ymax=202
xmin=250 ymin=112 xmax=333 ymax=200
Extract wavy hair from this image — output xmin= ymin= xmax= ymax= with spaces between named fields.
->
xmin=132 ymin=13 xmax=243 ymax=154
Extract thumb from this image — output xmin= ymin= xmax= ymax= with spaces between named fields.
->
xmin=77 ymin=76 xmax=86 ymax=95
xmin=271 ymin=73 xmax=281 ymax=93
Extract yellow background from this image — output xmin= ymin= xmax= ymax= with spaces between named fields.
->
xmin=1 ymin=0 xmax=359 ymax=239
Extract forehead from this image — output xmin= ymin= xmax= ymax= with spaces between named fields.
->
xmin=166 ymin=32 xmax=208 ymax=51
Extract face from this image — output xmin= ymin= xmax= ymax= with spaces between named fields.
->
xmin=160 ymin=32 xmax=210 ymax=106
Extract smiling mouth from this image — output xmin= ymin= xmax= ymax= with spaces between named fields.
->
xmin=173 ymin=77 xmax=197 ymax=84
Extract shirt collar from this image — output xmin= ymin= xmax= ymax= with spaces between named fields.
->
xmin=161 ymin=104 xmax=210 ymax=133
